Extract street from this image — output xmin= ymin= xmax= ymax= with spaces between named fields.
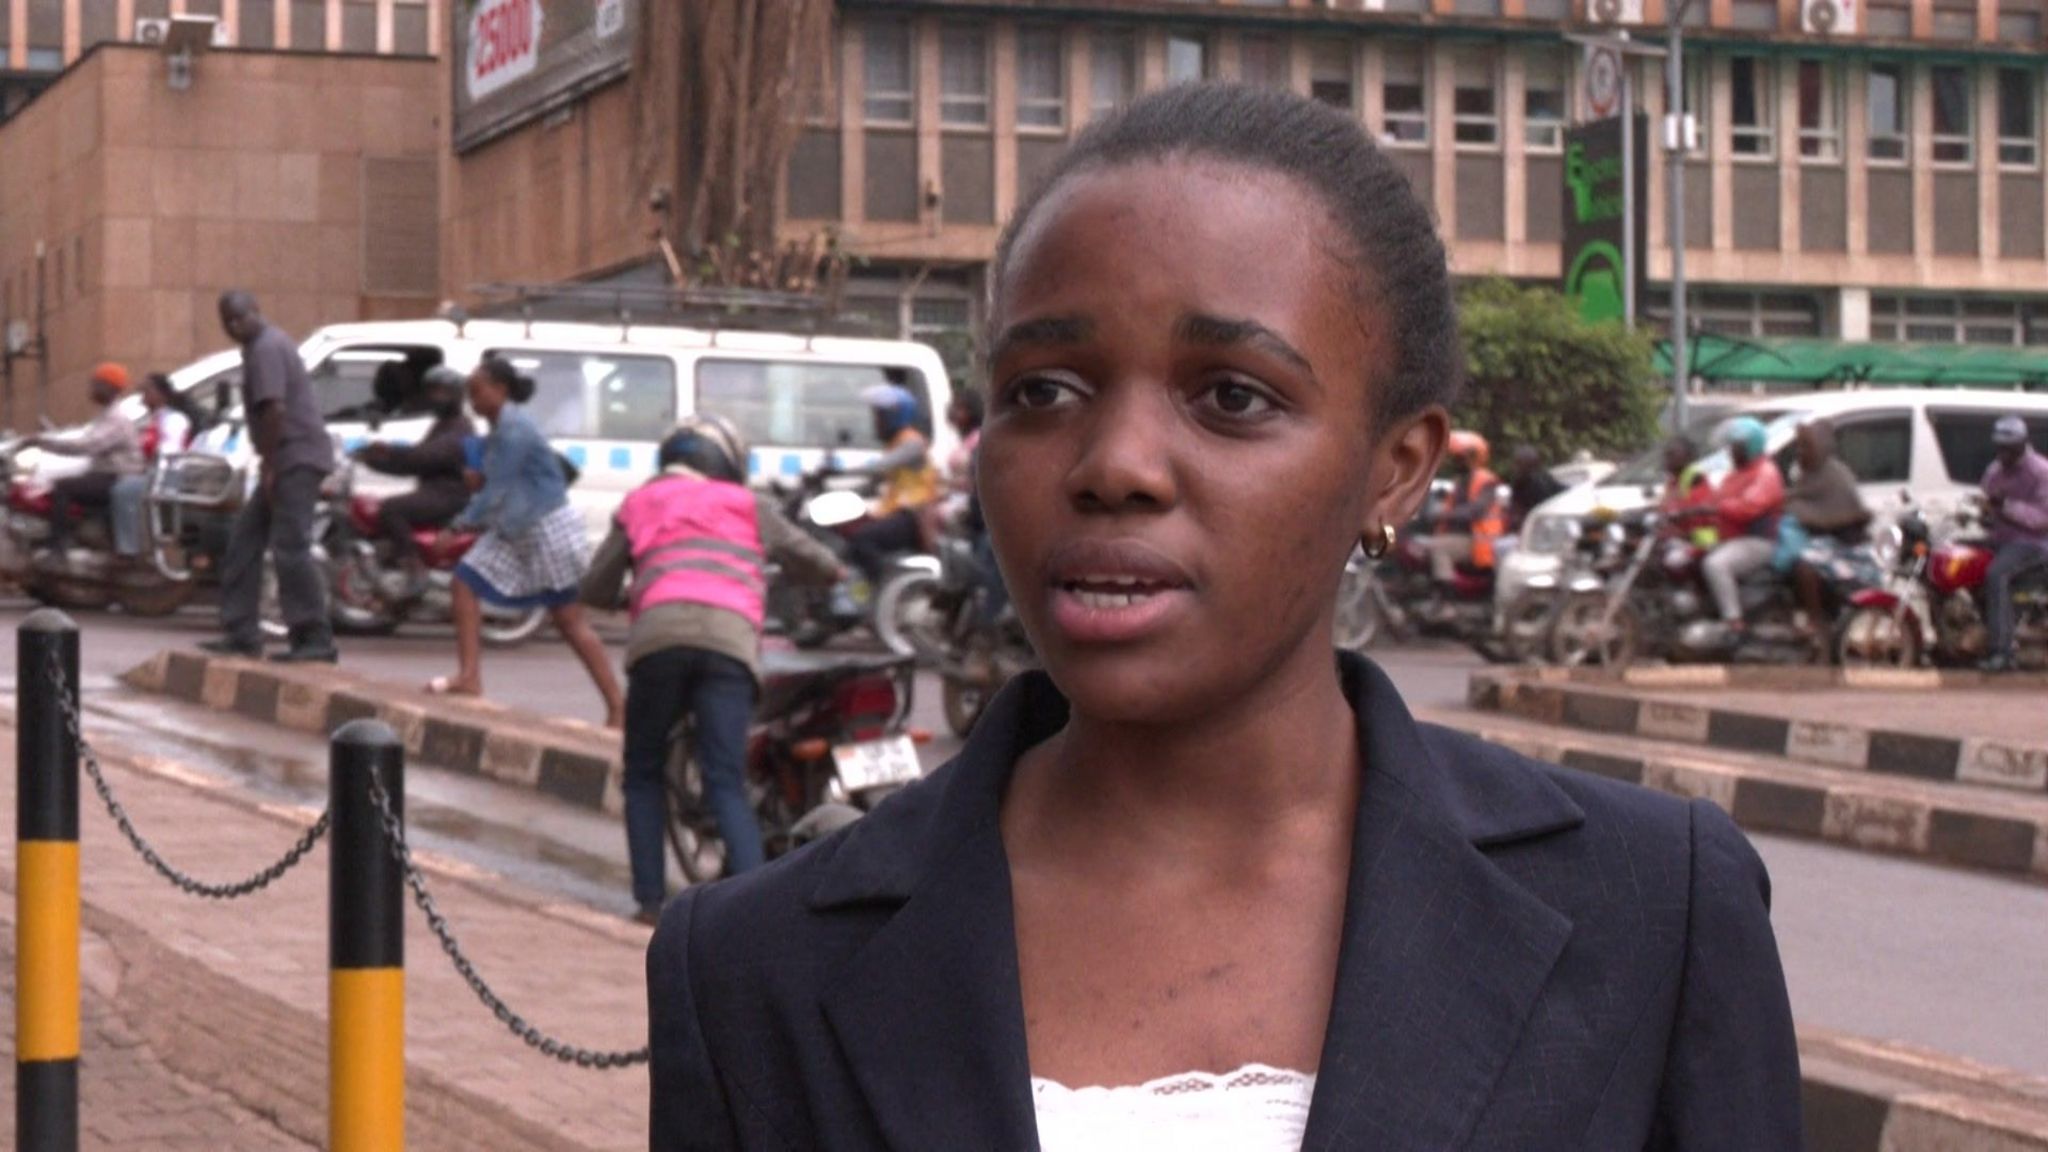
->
xmin=3 ymin=598 xmax=2044 ymax=1079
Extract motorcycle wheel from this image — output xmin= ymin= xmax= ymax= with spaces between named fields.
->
xmin=26 ymin=572 xmax=111 ymax=612
xmin=1835 ymin=605 xmax=1922 ymax=670
xmin=481 ymin=607 xmax=549 ymax=648
xmin=1550 ymin=594 xmax=1639 ymax=668
xmin=943 ymin=676 xmax=989 ymax=738
xmin=328 ymin=552 xmax=402 ymax=637
xmin=114 ymin=573 xmax=194 ymax=618
xmin=873 ymin=570 xmax=941 ymax=660
xmin=1497 ymin=593 xmax=1562 ymax=664
xmin=1331 ymin=566 xmax=1383 ymax=651
xmin=662 ymin=748 xmax=726 ymax=886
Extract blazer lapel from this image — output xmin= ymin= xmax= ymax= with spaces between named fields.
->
xmin=1302 ymin=656 xmax=1577 ymax=1152
xmin=815 ymin=678 xmax=1053 ymax=1152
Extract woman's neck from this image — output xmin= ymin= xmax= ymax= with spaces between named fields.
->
xmin=1007 ymin=649 xmax=1362 ymax=878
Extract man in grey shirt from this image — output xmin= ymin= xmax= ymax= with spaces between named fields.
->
xmin=200 ymin=290 xmax=338 ymax=662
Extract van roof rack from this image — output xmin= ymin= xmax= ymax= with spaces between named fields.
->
xmin=467 ymin=282 xmax=892 ymax=342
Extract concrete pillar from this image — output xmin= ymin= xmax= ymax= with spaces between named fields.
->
xmin=841 ymin=21 xmax=867 ymax=226
xmin=1977 ymin=63 xmax=2000 ymax=265
xmin=273 ymin=0 xmax=290 ymax=49
xmin=1912 ymin=61 xmax=1934 ymax=263
xmin=1779 ymin=56 xmax=1802 ymax=253
xmin=377 ymin=0 xmax=394 ymax=54
xmin=1838 ymin=286 xmax=1872 ymax=339
xmin=1846 ymin=60 xmax=1870 ymax=255
xmin=1140 ymin=27 xmax=1165 ymax=91
xmin=992 ymin=20 xmax=1018 ymax=225
xmin=1432 ymin=40 xmax=1457 ymax=239
xmin=1503 ymin=49 xmax=1529 ymax=251
xmin=1710 ymin=54 xmax=1734 ymax=254
xmin=1068 ymin=25 xmax=1093 ymax=132
xmin=62 ymin=0 xmax=80 ymax=63
xmin=916 ymin=16 xmax=941 ymax=234
xmin=9 ymin=0 xmax=28 ymax=69
xmin=1361 ymin=39 xmax=1385 ymax=138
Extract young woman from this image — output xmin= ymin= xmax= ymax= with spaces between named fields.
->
xmin=431 ymin=356 xmax=624 ymax=728
xmin=649 ymin=85 xmax=1800 ymax=1150
xmin=110 ymin=372 xmax=197 ymax=560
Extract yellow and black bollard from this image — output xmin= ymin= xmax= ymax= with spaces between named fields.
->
xmin=329 ymin=719 xmax=406 ymax=1151
xmin=17 ymin=609 xmax=80 ymax=1152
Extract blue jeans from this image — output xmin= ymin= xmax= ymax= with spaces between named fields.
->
xmin=1985 ymin=540 xmax=2048 ymax=656
xmin=622 ymin=646 xmax=760 ymax=909
xmin=973 ymin=530 xmax=1009 ymax=627
xmin=110 ymin=473 xmax=150 ymax=556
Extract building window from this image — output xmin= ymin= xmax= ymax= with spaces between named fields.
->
xmin=392 ymin=0 xmax=430 ymax=56
xmin=940 ymin=25 xmax=990 ymax=128
xmin=1016 ymin=27 xmax=1065 ymax=131
xmin=1525 ymin=48 xmax=1569 ymax=152
xmin=1090 ymin=30 xmax=1137 ymax=117
xmin=290 ymin=0 xmax=326 ymax=50
xmin=1796 ymin=60 xmax=1842 ymax=161
xmin=1166 ymin=32 xmax=1209 ymax=85
xmin=1930 ymin=65 xmax=1973 ymax=165
xmin=1867 ymin=63 xmax=1908 ymax=164
xmin=1998 ymin=68 xmax=2038 ymax=168
xmin=1240 ymin=34 xmax=1289 ymax=89
xmin=1931 ymin=0 xmax=1977 ymax=39
xmin=1871 ymin=295 xmax=2042 ymax=345
xmin=863 ymin=19 xmax=915 ymax=125
xmin=1381 ymin=42 xmax=1428 ymax=146
xmin=1729 ymin=57 xmax=1774 ymax=157
xmin=1310 ymin=40 xmax=1354 ymax=110
xmin=1453 ymin=51 xmax=1500 ymax=147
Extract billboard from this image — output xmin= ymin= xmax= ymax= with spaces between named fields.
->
xmin=1561 ymin=115 xmax=1648 ymax=326
xmin=452 ymin=0 xmax=637 ymax=153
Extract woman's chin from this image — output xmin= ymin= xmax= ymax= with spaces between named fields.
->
xmin=1039 ymin=653 xmax=1239 ymax=730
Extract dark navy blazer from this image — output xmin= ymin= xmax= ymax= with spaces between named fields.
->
xmin=648 ymin=654 xmax=1803 ymax=1150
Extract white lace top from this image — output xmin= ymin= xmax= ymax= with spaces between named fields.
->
xmin=1031 ymin=1063 xmax=1316 ymax=1151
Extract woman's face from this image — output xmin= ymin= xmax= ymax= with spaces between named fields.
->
xmin=980 ymin=158 xmax=1442 ymax=723
xmin=467 ymin=369 xmax=505 ymax=419
xmin=142 ymin=383 xmax=167 ymax=411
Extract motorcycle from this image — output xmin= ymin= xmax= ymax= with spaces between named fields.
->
xmin=0 ymin=441 xmax=197 ymax=617
xmin=321 ymin=455 xmax=548 ymax=646
xmin=1368 ymin=526 xmax=1550 ymax=663
xmin=1836 ymin=501 xmax=2048 ymax=669
xmin=764 ymin=459 xmax=939 ymax=653
xmin=663 ymin=646 xmax=921 ymax=881
xmin=1550 ymin=510 xmax=1875 ymax=666
xmin=874 ymin=529 xmax=1036 ymax=736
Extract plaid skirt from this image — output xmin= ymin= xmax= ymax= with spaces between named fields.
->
xmin=454 ymin=504 xmax=589 ymax=609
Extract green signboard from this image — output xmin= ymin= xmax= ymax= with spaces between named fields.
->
xmin=1562 ymin=115 xmax=1648 ymax=326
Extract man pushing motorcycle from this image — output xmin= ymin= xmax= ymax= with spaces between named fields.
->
xmin=580 ymin=415 xmax=846 ymax=923
xmin=1977 ymin=414 xmax=2048 ymax=672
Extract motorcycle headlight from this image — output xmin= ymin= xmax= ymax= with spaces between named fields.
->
xmin=1869 ymin=523 xmax=1903 ymax=571
xmin=1524 ymin=515 xmax=1580 ymax=556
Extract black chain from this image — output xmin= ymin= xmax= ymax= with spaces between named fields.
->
xmin=49 ymin=648 xmax=331 ymax=901
xmin=363 ymin=769 xmax=651 ymax=1070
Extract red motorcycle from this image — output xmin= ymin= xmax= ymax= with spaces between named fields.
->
xmin=1838 ymin=503 xmax=2048 ymax=669
xmin=663 ymin=645 xmax=922 ymax=882
xmin=322 ymin=456 xmax=548 ymax=646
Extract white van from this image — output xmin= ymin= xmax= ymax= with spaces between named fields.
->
xmin=176 ymin=318 xmax=960 ymax=542
xmin=1500 ymin=388 xmax=2048 ymax=609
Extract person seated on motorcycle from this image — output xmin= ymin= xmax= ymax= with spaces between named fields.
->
xmin=108 ymin=372 xmax=198 ymax=561
xmin=26 ymin=363 xmax=143 ymax=563
xmin=920 ymin=387 xmax=985 ymax=548
xmin=1779 ymin=420 xmax=1874 ymax=641
xmin=579 ymin=415 xmax=846 ymax=922
xmin=1700 ymin=416 xmax=1786 ymax=635
xmin=1417 ymin=430 xmax=1503 ymax=581
xmin=1657 ymin=436 xmax=1720 ymax=548
xmin=352 ymin=366 xmax=475 ymax=601
xmin=1977 ymin=414 xmax=2048 ymax=672
xmin=1506 ymin=445 xmax=1563 ymax=533
xmin=839 ymin=382 xmax=941 ymax=588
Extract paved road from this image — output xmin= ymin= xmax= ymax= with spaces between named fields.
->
xmin=6 ymin=600 xmax=2047 ymax=1079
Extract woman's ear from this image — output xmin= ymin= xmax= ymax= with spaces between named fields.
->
xmin=1364 ymin=406 xmax=1450 ymax=537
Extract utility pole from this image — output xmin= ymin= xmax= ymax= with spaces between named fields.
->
xmin=1667 ymin=0 xmax=1699 ymax=431
xmin=1620 ymin=32 xmax=1636 ymax=326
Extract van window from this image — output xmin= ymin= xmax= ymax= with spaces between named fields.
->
xmin=1831 ymin=413 xmax=1912 ymax=484
xmin=695 ymin=359 xmax=933 ymax=449
xmin=1931 ymin=410 xmax=2048 ymax=483
xmin=487 ymin=350 xmax=677 ymax=442
xmin=309 ymin=345 xmax=446 ymax=421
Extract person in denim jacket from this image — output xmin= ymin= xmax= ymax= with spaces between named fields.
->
xmin=428 ymin=356 xmax=625 ymax=727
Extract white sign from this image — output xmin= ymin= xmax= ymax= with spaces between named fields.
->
xmin=1584 ymin=46 xmax=1624 ymax=120
xmin=465 ymin=0 xmax=546 ymax=103
xmin=595 ymin=0 xmax=626 ymax=40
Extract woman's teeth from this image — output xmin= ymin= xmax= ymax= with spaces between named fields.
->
xmin=1066 ymin=578 xmax=1168 ymax=610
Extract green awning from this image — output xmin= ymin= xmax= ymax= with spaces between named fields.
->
xmin=1655 ymin=333 xmax=2048 ymax=388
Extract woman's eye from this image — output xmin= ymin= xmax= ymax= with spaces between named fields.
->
xmin=1006 ymin=374 xmax=1082 ymax=411
xmin=1199 ymin=379 xmax=1278 ymax=419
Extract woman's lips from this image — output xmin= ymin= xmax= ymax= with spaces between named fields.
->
xmin=1042 ymin=539 xmax=1196 ymax=644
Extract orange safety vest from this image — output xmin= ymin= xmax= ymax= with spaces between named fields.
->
xmin=1442 ymin=467 xmax=1505 ymax=568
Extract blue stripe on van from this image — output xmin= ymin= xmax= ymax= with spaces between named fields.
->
xmin=565 ymin=445 xmax=588 ymax=469
xmin=609 ymin=446 xmax=633 ymax=471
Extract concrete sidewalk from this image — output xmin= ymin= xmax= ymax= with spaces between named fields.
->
xmin=0 ymin=718 xmax=650 ymax=1151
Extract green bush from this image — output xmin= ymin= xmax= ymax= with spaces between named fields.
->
xmin=1455 ymin=279 xmax=1663 ymax=464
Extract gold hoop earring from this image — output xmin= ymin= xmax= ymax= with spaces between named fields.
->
xmin=1362 ymin=523 xmax=1396 ymax=560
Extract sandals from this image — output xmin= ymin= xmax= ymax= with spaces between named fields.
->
xmin=425 ymin=676 xmax=481 ymax=697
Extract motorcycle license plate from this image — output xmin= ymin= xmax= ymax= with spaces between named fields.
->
xmin=832 ymin=735 xmax=922 ymax=792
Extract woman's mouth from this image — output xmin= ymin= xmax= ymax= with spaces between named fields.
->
xmin=1062 ymin=576 xmax=1176 ymax=611
xmin=1042 ymin=541 xmax=1198 ymax=644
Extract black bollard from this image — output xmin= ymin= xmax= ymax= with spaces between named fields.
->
xmin=328 ymin=719 xmax=405 ymax=1150
xmin=17 ymin=609 xmax=80 ymax=1152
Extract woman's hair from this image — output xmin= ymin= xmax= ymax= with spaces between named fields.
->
xmin=145 ymin=372 xmax=202 ymax=422
xmin=951 ymin=387 xmax=985 ymax=432
xmin=477 ymin=355 xmax=536 ymax=404
xmin=991 ymin=83 xmax=1461 ymax=424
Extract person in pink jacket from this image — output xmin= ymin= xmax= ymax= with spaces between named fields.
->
xmin=1700 ymin=417 xmax=1786 ymax=632
xmin=1978 ymin=415 xmax=2048 ymax=671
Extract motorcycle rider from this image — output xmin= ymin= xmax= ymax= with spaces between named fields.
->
xmin=352 ymin=366 xmax=474 ymax=601
xmin=108 ymin=372 xmax=198 ymax=562
xmin=27 ymin=363 xmax=142 ymax=563
xmin=1780 ymin=420 xmax=1873 ymax=640
xmin=579 ymin=415 xmax=846 ymax=922
xmin=1418 ymin=430 xmax=1504 ymax=581
xmin=839 ymin=383 xmax=940 ymax=588
xmin=1506 ymin=445 xmax=1564 ymax=532
xmin=1658 ymin=436 xmax=1719 ymax=548
xmin=1700 ymin=416 xmax=1786 ymax=635
xmin=1977 ymin=414 xmax=2048 ymax=672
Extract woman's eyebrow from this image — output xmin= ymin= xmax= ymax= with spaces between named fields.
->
xmin=1175 ymin=313 xmax=1318 ymax=382
xmin=989 ymin=315 xmax=1094 ymax=362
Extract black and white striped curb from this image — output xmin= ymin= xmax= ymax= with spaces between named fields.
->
xmin=1508 ymin=662 xmax=2048 ymax=693
xmin=120 ymin=650 xmax=625 ymax=816
xmin=1799 ymin=1031 xmax=2048 ymax=1152
xmin=1468 ymin=672 xmax=2048 ymax=798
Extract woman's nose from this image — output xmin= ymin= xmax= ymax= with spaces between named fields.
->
xmin=1063 ymin=386 xmax=1178 ymax=513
